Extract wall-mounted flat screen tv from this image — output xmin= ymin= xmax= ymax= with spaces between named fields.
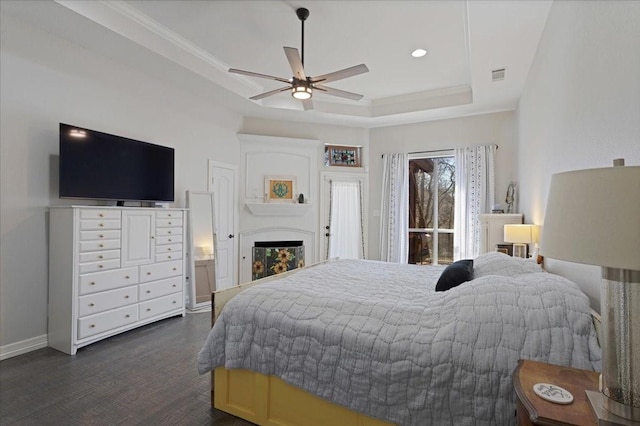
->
xmin=59 ymin=123 xmax=175 ymax=203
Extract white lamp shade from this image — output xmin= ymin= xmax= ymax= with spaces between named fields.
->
xmin=504 ymin=224 xmax=539 ymax=244
xmin=540 ymin=165 xmax=640 ymax=270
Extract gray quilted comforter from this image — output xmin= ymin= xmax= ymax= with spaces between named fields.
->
xmin=198 ymin=253 xmax=601 ymax=425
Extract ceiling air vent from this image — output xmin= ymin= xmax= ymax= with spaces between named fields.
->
xmin=491 ymin=68 xmax=506 ymax=82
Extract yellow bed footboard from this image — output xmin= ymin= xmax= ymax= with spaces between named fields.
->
xmin=214 ymin=368 xmax=394 ymax=426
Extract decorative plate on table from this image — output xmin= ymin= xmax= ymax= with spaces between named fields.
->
xmin=533 ymin=383 xmax=574 ymax=404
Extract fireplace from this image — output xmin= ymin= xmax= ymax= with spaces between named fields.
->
xmin=252 ymin=240 xmax=305 ymax=280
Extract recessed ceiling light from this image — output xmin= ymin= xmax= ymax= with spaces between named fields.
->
xmin=411 ymin=48 xmax=427 ymax=58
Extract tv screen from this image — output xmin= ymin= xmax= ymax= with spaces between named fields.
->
xmin=59 ymin=123 xmax=175 ymax=203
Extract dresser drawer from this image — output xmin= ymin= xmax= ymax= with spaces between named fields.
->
xmin=80 ymin=219 xmax=121 ymax=231
xmin=79 ymin=239 xmax=121 ymax=252
xmin=156 ymin=243 xmax=182 ymax=255
xmin=77 ymin=305 xmax=138 ymax=340
xmin=156 ymin=218 xmax=181 ymax=228
xmin=139 ymin=260 xmax=182 ymax=283
xmin=79 ymin=267 xmax=139 ymax=295
xmin=78 ymin=286 xmax=138 ymax=317
xmin=139 ymin=293 xmax=183 ymax=320
xmin=79 ymin=249 xmax=120 ymax=264
xmin=79 ymin=258 xmax=121 ymax=274
xmin=139 ymin=276 xmax=182 ymax=301
xmin=155 ymin=227 xmax=182 ymax=237
xmin=155 ymin=252 xmax=181 ymax=262
xmin=156 ymin=211 xmax=182 ymax=220
xmin=79 ymin=209 xmax=121 ymax=220
xmin=156 ymin=234 xmax=183 ymax=245
xmin=80 ymin=230 xmax=121 ymax=241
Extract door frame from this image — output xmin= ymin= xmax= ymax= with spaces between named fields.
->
xmin=319 ymin=171 xmax=369 ymax=261
xmin=208 ymin=160 xmax=239 ymax=288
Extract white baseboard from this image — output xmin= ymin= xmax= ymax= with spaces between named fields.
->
xmin=0 ymin=335 xmax=48 ymax=361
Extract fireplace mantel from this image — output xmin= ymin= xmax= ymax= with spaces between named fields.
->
xmin=245 ymin=202 xmax=312 ymax=216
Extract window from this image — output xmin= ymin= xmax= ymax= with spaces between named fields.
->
xmin=408 ymin=153 xmax=455 ymax=265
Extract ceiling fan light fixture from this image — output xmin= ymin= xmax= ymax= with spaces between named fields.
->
xmin=292 ymin=85 xmax=312 ymax=100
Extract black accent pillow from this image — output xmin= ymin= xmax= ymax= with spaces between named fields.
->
xmin=435 ymin=259 xmax=474 ymax=292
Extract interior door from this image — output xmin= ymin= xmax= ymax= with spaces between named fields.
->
xmin=208 ymin=161 xmax=238 ymax=290
xmin=320 ymin=171 xmax=368 ymax=261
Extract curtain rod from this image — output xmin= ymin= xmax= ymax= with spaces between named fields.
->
xmin=381 ymin=144 xmax=498 ymax=159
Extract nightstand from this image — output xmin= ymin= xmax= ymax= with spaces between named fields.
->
xmin=513 ymin=359 xmax=599 ymax=425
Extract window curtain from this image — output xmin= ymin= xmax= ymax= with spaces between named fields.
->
xmin=453 ymin=145 xmax=496 ymax=260
xmin=379 ymin=153 xmax=409 ymax=263
xmin=328 ymin=181 xmax=364 ymax=259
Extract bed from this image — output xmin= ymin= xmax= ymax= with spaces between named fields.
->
xmin=197 ymin=252 xmax=601 ymax=426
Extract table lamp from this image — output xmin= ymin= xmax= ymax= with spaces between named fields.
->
xmin=540 ymin=161 xmax=640 ymax=423
xmin=504 ymin=224 xmax=539 ymax=258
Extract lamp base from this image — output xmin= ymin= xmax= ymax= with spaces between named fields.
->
xmin=587 ymin=390 xmax=640 ymax=425
xmin=512 ymin=243 xmax=527 ymax=258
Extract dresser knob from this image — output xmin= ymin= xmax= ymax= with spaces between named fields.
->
xmin=168 ymin=239 xmax=172 ymax=242
xmin=99 ymin=244 xmax=104 ymax=248
xmin=146 ymin=290 xmax=151 ymax=294
xmin=168 ymin=222 xmax=172 ymax=225
xmin=125 ymin=275 xmax=130 ymax=279
xmin=125 ymin=295 xmax=130 ymax=299
xmin=168 ymin=248 xmax=172 ymax=251
xmin=172 ymin=301 xmax=176 ymax=304
xmin=89 ymin=303 xmax=95 ymax=307
xmin=99 ymin=255 xmax=103 ymax=259
xmin=146 ymin=308 xmax=151 ymax=312
xmin=146 ymin=272 xmax=151 ymax=275
xmin=99 ymin=234 xmax=104 ymax=238
xmin=168 ymin=231 xmax=172 ymax=234
xmin=99 ymin=213 xmax=104 ymax=217
xmin=90 ymin=324 xmax=96 ymax=328
xmin=168 ymin=256 xmax=172 ymax=259
xmin=172 ymin=268 xmax=177 ymax=271
xmin=99 ymin=223 xmax=104 ymax=227
xmin=90 ymin=282 xmax=96 ymax=286
xmin=98 ymin=265 xmax=103 ymax=269
xmin=172 ymin=284 xmax=176 ymax=287
xmin=125 ymin=314 xmax=130 ymax=318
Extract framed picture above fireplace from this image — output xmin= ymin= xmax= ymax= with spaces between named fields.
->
xmin=265 ymin=176 xmax=296 ymax=203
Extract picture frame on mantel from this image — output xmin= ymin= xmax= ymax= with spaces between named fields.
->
xmin=265 ymin=176 xmax=296 ymax=203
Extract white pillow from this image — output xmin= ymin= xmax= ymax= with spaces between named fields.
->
xmin=474 ymin=251 xmax=542 ymax=278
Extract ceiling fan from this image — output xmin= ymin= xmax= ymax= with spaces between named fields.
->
xmin=229 ymin=7 xmax=369 ymax=110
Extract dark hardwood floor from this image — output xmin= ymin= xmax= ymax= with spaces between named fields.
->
xmin=0 ymin=311 xmax=254 ymax=426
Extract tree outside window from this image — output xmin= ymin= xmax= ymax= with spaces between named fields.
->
xmin=408 ymin=155 xmax=455 ymax=265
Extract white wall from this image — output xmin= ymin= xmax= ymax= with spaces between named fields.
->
xmin=368 ymin=111 xmax=518 ymax=259
xmin=517 ymin=1 xmax=640 ymax=310
xmin=0 ymin=14 xmax=243 ymax=351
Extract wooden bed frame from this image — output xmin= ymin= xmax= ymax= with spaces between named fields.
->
xmin=209 ymin=262 xmax=394 ymax=426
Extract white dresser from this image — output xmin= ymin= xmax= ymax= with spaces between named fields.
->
xmin=478 ymin=213 xmax=523 ymax=254
xmin=48 ymin=206 xmax=187 ymax=355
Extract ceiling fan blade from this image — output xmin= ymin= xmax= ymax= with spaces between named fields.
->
xmin=283 ymin=47 xmax=306 ymax=80
xmin=314 ymin=85 xmax=363 ymax=101
xmin=229 ymin=68 xmax=290 ymax=84
xmin=310 ymin=64 xmax=369 ymax=84
xmin=302 ymin=99 xmax=313 ymax=111
xmin=249 ymin=86 xmax=291 ymax=100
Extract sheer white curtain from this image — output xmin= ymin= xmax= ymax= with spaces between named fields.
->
xmin=328 ymin=181 xmax=364 ymax=259
xmin=453 ymin=145 xmax=496 ymax=260
xmin=379 ymin=153 xmax=409 ymax=263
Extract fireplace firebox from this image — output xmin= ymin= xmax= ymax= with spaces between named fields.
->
xmin=252 ymin=240 xmax=305 ymax=280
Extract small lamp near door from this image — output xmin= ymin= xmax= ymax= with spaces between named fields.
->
xmin=540 ymin=161 xmax=640 ymax=423
xmin=504 ymin=224 xmax=539 ymax=258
